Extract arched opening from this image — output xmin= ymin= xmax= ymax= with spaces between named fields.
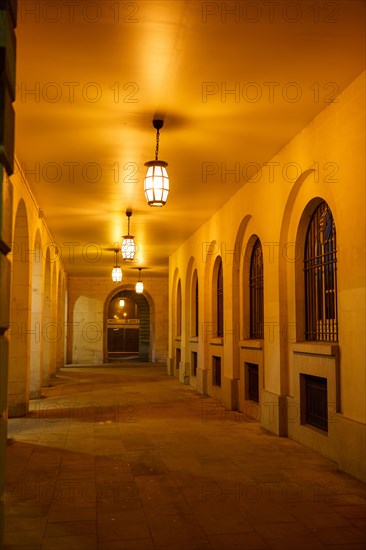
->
xmin=8 ymin=200 xmax=30 ymax=417
xmin=41 ymin=248 xmax=51 ymax=386
xmin=176 ymin=280 xmax=182 ymax=337
xmin=295 ymin=198 xmax=338 ymax=343
xmin=238 ymin=230 xmax=265 ymax=416
xmin=304 ymin=201 xmax=338 ymax=342
xmin=106 ymin=290 xmax=151 ymax=362
xmin=56 ymin=271 xmax=65 ymax=371
xmin=191 ymin=269 xmax=199 ymax=339
xmin=242 ymin=234 xmax=263 ymax=340
xmin=212 ymin=256 xmax=223 ymax=338
xmin=48 ymin=261 xmax=58 ymax=379
xmin=29 ymin=229 xmax=42 ymax=398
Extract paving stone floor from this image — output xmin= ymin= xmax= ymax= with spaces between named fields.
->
xmin=3 ymin=364 xmax=366 ymax=550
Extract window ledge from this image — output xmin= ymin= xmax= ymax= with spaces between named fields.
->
xmin=210 ymin=338 xmax=223 ymax=346
xmin=292 ymin=341 xmax=339 ymax=357
xmin=189 ymin=337 xmax=198 ymax=343
xmin=240 ymin=339 xmax=263 ymax=350
xmin=174 ymin=336 xmax=181 ymax=342
xmin=301 ymin=422 xmax=329 ymax=437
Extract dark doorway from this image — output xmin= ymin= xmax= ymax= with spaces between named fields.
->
xmin=106 ymin=291 xmax=150 ymax=362
xmin=108 ymin=325 xmax=140 ymax=354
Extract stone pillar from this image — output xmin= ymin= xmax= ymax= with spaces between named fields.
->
xmin=0 ymin=0 xmax=17 ymax=543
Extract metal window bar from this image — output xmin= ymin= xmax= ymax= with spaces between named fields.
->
xmin=213 ymin=356 xmax=221 ymax=386
xmin=217 ymin=261 xmax=223 ymax=337
xmin=247 ymin=363 xmax=259 ymax=402
xmin=195 ymin=278 xmax=199 ymax=337
xmin=304 ymin=203 xmax=338 ymax=341
xmin=250 ymin=239 xmax=264 ymax=339
xmin=305 ymin=375 xmax=328 ymax=432
xmin=177 ymin=282 xmax=182 ymax=336
xmin=176 ymin=348 xmax=181 ymax=370
xmin=192 ymin=351 xmax=198 ymax=376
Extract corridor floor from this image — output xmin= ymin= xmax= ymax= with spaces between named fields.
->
xmin=4 ymin=364 xmax=366 ymax=550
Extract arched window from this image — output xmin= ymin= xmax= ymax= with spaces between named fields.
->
xmin=304 ymin=201 xmax=338 ymax=341
xmin=249 ymin=238 xmax=264 ymax=339
xmin=216 ymin=259 xmax=223 ymax=337
xmin=176 ymin=279 xmax=182 ymax=336
xmin=191 ymin=271 xmax=199 ymax=337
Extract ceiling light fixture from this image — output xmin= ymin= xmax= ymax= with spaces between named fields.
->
xmin=135 ymin=267 xmax=144 ymax=294
xmin=144 ymin=119 xmax=169 ymax=207
xmin=121 ymin=210 xmax=136 ymax=260
xmin=111 ymin=249 xmax=122 ymax=282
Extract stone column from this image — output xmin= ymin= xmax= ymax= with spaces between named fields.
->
xmin=0 ymin=0 xmax=17 ymax=544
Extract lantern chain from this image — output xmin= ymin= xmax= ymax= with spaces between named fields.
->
xmin=155 ymin=128 xmax=160 ymax=161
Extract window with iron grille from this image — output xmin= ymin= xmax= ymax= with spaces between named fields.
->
xmin=191 ymin=351 xmax=198 ymax=376
xmin=194 ymin=276 xmax=199 ymax=337
xmin=175 ymin=348 xmax=181 ymax=370
xmin=303 ymin=374 xmax=328 ymax=432
xmin=176 ymin=280 xmax=182 ymax=336
xmin=304 ymin=202 xmax=338 ymax=341
xmin=246 ymin=362 xmax=259 ymax=402
xmin=212 ymin=356 xmax=221 ymax=386
xmin=250 ymin=239 xmax=264 ymax=339
xmin=217 ymin=259 xmax=223 ymax=337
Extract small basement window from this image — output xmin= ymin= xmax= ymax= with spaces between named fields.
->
xmin=302 ymin=374 xmax=328 ymax=432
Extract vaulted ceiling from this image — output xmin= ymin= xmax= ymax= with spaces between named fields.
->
xmin=14 ymin=0 xmax=365 ymax=277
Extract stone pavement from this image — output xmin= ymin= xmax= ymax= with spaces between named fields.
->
xmin=3 ymin=364 xmax=366 ymax=549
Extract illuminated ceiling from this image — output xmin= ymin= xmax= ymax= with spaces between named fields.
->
xmin=14 ymin=0 xmax=365 ymax=277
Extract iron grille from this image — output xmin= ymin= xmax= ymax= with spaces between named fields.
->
xmin=217 ymin=260 xmax=224 ymax=337
xmin=304 ymin=202 xmax=338 ymax=341
xmin=250 ymin=239 xmax=264 ymax=339
xmin=247 ymin=363 xmax=259 ymax=402
xmin=192 ymin=351 xmax=198 ymax=376
xmin=176 ymin=348 xmax=181 ymax=370
xmin=195 ymin=278 xmax=199 ymax=337
xmin=305 ymin=375 xmax=328 ymax=432
xmin=212 ymin=356 xmax=221 ymax=387
xmin=177 ymin=281 xmax=182 ymax=336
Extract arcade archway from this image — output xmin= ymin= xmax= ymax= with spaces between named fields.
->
xmin=105 ymin=290 xmax=151 ymax=362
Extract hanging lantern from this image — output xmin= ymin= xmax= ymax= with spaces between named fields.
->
xmin=135 ymin=267 xmax=144 ymax=294
xmin=144 ymin=119 xmax=169 ymax=207
xmin=121 ymin=210 xmax=136 ymax=260
xmin=111 ymin=249 xmax=122 ymax=282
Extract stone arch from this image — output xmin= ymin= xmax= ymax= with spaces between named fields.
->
xmin=56 ymin=270 xmax=65 ymax=371
xmin=278 ymin=170 xmax=320 ymax=397
xmin=171 ymin=267 xmax=181 ymax=340
xmin=29 ymin=228 xmax=43 ymax=398
xmin=231 ymin=215 xmax=252 ymax=378
xmin=176 ymin=279 xmax=182 ymax=337
xmin=175 ymin=277 xmax=183 ymax=376
xmin=41 ymin=247 xmax=52 ymax=386
xmin=103 ymin=285 xmax=155 ymax=362
xmin=48 ymin=260 xmax=58 ymax=378
xmin=203 ymin=240 xmax=218 ymax=344
xmin=184 ymin=257 xmax=195 ymax=337
xmin=191 ymin=268 xmax=199 ymax=339
xmin=8 ymin=199 xmax=30 ymax=417
xmin=212 ymin=255 xmax=223 ymax=337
